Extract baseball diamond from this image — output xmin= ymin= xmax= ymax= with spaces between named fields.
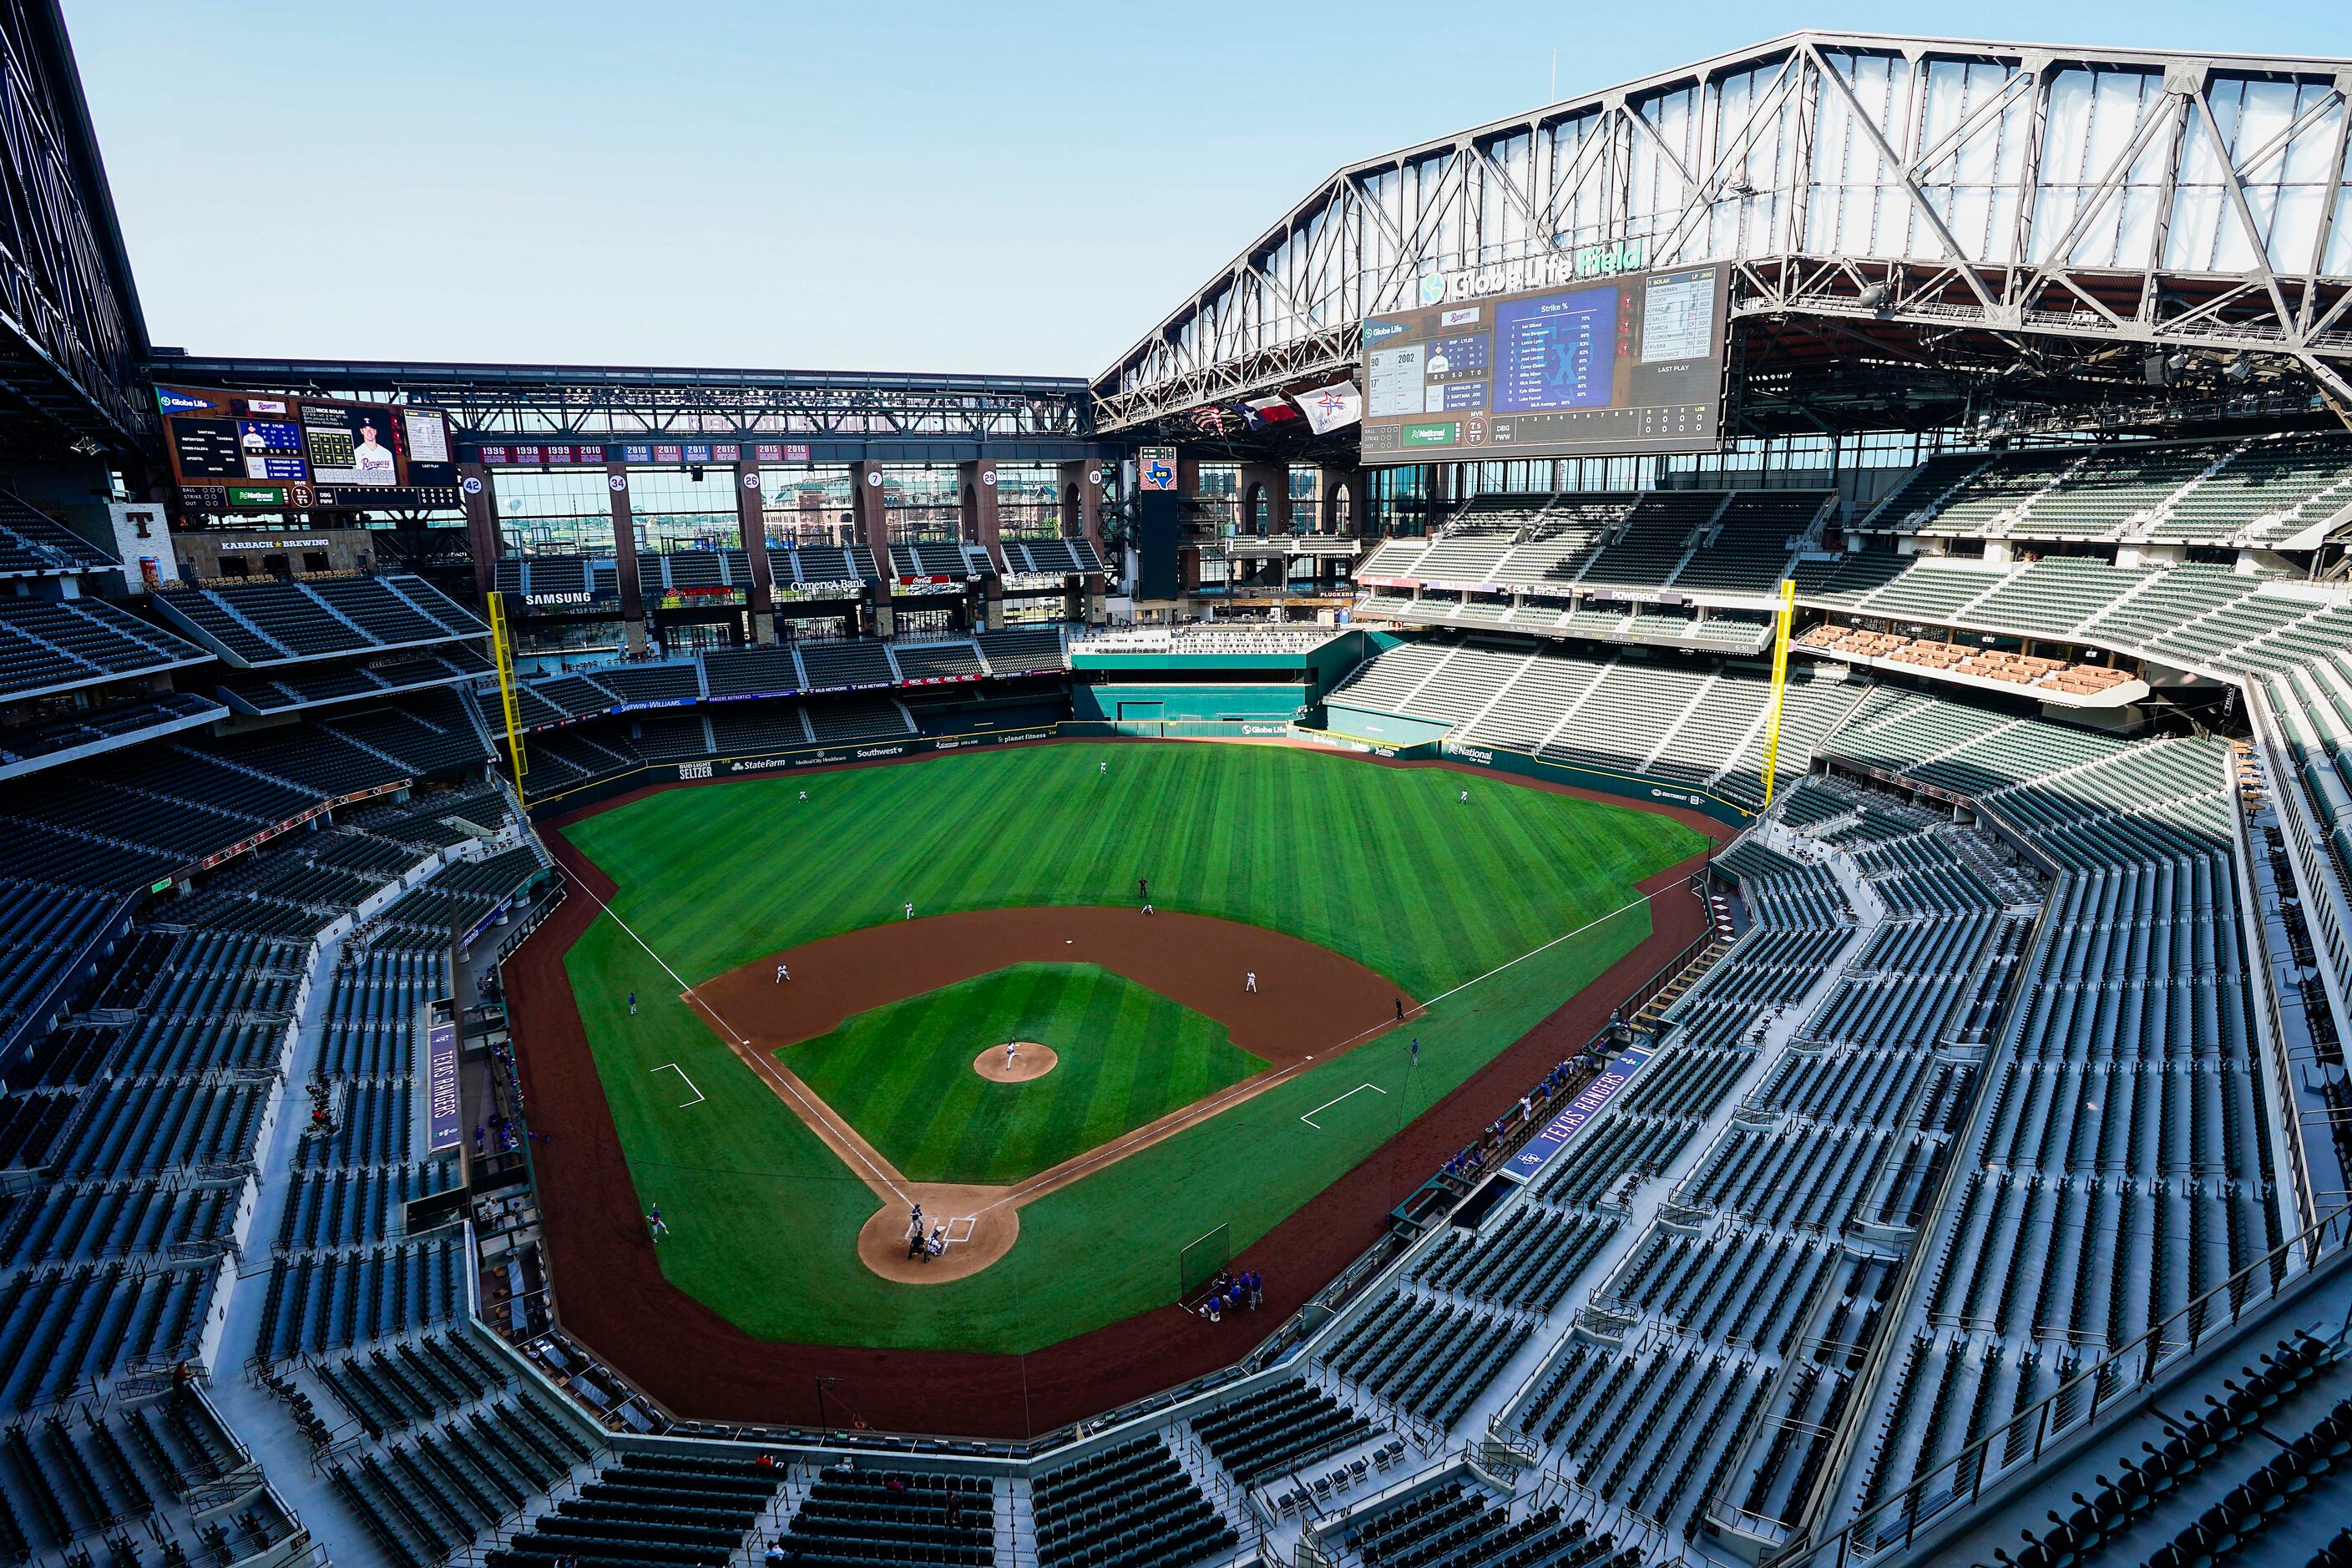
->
xmin=23 ymin=16 xmax=2352 ymax=1568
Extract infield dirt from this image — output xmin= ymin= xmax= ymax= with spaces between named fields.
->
xmin=687 ymin=907 xmax=1409 ymax=1283
xmin=506 ymin=741 xmax=1730 ymax=1435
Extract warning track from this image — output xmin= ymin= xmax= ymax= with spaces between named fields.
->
xmin=502 ymin=741 xmax=1728 ymax=1437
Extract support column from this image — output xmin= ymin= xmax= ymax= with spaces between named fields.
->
xmin=957 ymin=459 xmax=1002 ymax=556
xmin=605 ymin=462 xmax=648 ymax=655
xmin=959 ymin=459 xmax=1004 ymax=630
xmin=1059 ymin=459 xmax=1105 ymax=624
xmin=1173 ymin=451 xmax=1204 ymax=610
xmin=1057 ymin=460 xmax=1104 ymax=553
xmin=1237 ymin=460 xmax=1292 ymax=535
xmin=458 ymin=461 xmax=500 ymax=599
xmin=852 ymin=460 xmax=894 ymax=637
xmin=1317 ymin=463 xmax=1367 ymax=538
xmin=734 ymin=462 xmax=776 ymax=645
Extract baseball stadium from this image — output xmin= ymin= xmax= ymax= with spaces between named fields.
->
xmin=5 ymin=8 xmax=2352 ymax=1568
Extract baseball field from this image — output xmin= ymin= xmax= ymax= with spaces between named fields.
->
xmin=549 ymin=741 xmax=1704 ymax=1358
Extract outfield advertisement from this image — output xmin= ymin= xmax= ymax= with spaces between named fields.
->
xmin=1437 ymin=736 xmax=1754 ymax=826
xmin=523 ymin=714 xmax=1754 ymax=827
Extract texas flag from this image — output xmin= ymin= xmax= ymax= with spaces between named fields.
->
xmin=1242 ymin=394 xmax=1302 ymax=429
xmin=1293 ymin=379 xmax=1364 ymax=435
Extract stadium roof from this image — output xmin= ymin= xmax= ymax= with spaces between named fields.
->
xmin=0 ymin=0 xmax=152 ymax=456
xmin=149 ymin=355 xmax=1094 ymax=448
xmin=1092 ymin=31 xmax=2352 ymax=442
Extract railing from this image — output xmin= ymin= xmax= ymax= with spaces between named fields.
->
xmin=1769 ymin=1199 xmax=2352 ymax=1567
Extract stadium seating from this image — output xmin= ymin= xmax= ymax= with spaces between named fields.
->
xmin=1335 ymin=1480 xmax=1640 ymax=1568
xmin=152 ymin=574 xmax=485 ymax=665
xmin=0 ymin=595 xmax=210 ymax=699
xmin=1191 ymin=1379 xmax=1378 ymax=1491
xmin=708 ymin=703 xmax=811 ymax=756
xmin=1030 ymin=1434 xmax=1234 ymax=1568
xmin=796 ymin=638 xmax=898 ymax=691
xmin=1320 ymin=1288 xmax=1533 ymax=1430
xmin=776 ymin=1462 xmax=990 ymax=1566
xmin=0 ymin=492 xmax=117 ymax=578
xmin=977 ymin=624 xmax=1069 ymax=675
xmin=1580 ymin=492 xmax=1718 ymax=587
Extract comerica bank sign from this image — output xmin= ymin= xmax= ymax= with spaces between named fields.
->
xmin=1424 ymin=238 xmax=1650 ymax=305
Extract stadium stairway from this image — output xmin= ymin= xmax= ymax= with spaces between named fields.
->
xmin=1626 ymin=936 xmax=1732 ymax=1036
xmin=180 ymin=803 xmax=612 ymax=1568
xmin=1874 ymin=1247 xmax=2352 ymax=1568
xmin=1280 ymin=776 xmax=2051 ymax=1565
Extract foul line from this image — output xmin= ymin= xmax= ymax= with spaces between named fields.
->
xmin=981 ymin=884 xmax=1670 ymax=1215
xmin=651 ymin=1062 xmax=705 ymax=1108
xmin=1300 ymin=1083 xmax=1384 ymax=1128
xmin=554 ymin=859 xmax=913 ymax=1207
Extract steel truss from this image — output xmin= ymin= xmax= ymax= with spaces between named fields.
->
xmin=149 ymin=357 xmax=1096 ymax=448
xmin=0 ymin=0 xmax=149 ymax=454
xmin=1093 ymin=33 xmax=2352 ymax=433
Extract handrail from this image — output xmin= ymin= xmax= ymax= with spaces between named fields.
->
xmin=1768 ymin=1197 xmax=2352 ymax=1567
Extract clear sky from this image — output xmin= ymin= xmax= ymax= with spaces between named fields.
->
xmin=70 ymin=0 xmax=2352 ymax=379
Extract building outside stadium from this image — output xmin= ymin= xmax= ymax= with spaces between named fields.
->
xmin=0 ymin=14 xmax=2349 ymax=1568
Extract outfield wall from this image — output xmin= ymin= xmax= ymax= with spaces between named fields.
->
xmin=1437 ymin=737 xmax=1756 ymax=827
xmin=1071 ymin=681 xmax=1308 ymax=729
xmin=1312 ymin=706 xmax=1759 ymax=827
xmin=524 ymin=716 xmax=1760 ymax=827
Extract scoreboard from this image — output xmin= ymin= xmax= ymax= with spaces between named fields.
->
xmin=158 ymin=386 xmax=460 ymax=511
xmin=1359 ymin=261 xmax=1728 ymax=464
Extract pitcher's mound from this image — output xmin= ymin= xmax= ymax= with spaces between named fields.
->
xmin=857 ymin=1187 xmax=1019 ymax=1283
xmin=974 ymin=1042 xmax=1057 ymax=1083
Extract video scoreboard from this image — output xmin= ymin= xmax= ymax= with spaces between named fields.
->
xmin=157 ymin=385 xmax=460 ymax=512
xmin=1359 ymin=261 xmax=1728 ymax=464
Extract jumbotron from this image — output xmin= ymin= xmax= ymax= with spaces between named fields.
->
xmin=3 ymin=17 xmax=2350 ymax=1568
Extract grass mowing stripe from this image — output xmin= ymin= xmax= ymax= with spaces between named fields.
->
xmin=786 ymin=963 xmax=1261 ymax=1186
xmin=560 ymin=742 xmax=1704 ymax=1350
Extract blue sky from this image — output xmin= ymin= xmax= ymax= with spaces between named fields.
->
xmin=70 ymin=1 xmax=2352 ymax=378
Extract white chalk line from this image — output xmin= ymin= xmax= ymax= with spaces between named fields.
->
xmin=1301 ymin=1083 xmax=1385 ymax=1128
xmin=555 ymin=859 xmax=913 ymax=1207
xmin=979 ymin=884 xmax=1670 ymax=1215
xmin=651 ymin=1062 xmax=705 ymax=1108
xmin=564 ymin=857 xmax=1676 ymax=1222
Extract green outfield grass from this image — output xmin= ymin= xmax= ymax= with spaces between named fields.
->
xmin=787 ymin=963 xmax=1262 ymax=1185
xmin=559 ymin=741 xmax=1705 ymax=1353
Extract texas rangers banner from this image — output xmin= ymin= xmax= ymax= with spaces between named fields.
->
xmin=427 ymin=1019 xmax=463 ymax=1153
xmin=1294 ymin=378 xmax=1363 ymax=435
xmin=1502 ymin=1044 xmax=1654 ymax=1183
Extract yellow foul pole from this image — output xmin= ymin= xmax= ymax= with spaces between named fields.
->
xmin=487 ymin=592 xmax=528 ymax=781
xmin=1759 ymin=577 xmax=1795 ymax=807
